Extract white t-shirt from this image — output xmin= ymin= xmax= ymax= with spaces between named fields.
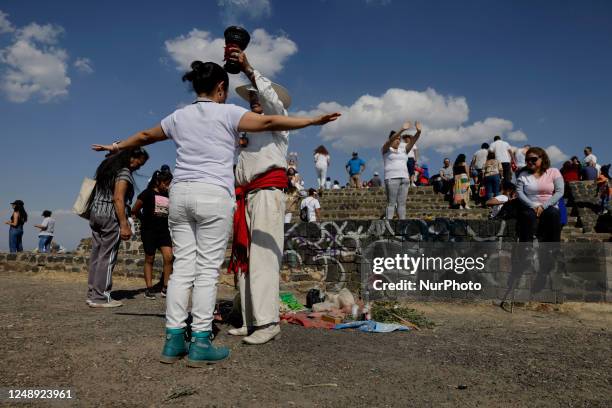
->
xmin=489 ymin=140 xmax=512 ymax=163
xmin=514 ymin=148 xmax=526 ymax=168
xmin=472 ymin=148 xmax=489 ymax=170
xmin=584 ymin=153 xmax=597 ymax=165
xmin=314 ymin=153 xmax=330 ymax=169
xmin=39 ymin=217 xmax=55 ymax=236
xmin=490 ymin=195 xmax=509 ymax=218
xmin=235 ymin=71 xmax=289 ymax=185
xmin=161 ymin=99 xmax=248 ymax=196
xmin=332 ymin=184 xmax=341 ymax=190
xmin=383 ymin=142 xmax=410 ymax=180
xmin=300 ymin=196 xmax=320 ymax=222
xmin=407 ymin=144 xmax=418 ymax=159
xmin=324 ymin=179 xmax=332 ymax=189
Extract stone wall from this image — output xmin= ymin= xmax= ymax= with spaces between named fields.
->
xmin=568 ymin=181 xmax=611 ymax=233
xmin=1 ymin=217 xmax=611 ymax=303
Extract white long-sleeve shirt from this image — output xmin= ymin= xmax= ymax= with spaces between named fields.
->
xmin=235 ymin=70 xmax=289 ymax=185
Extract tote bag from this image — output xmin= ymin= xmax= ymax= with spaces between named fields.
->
xmin=72 ymin=177 xmax=96 ymax=219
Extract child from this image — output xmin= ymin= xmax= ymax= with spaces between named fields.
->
xmin=486 ymin=181 xmax=517 ymax=219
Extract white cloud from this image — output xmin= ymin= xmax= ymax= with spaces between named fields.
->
xmin=0 ymin=10 xmax=15 ymax=33
xmin=365 ymin=156 xmax=383 ymax=174
xmin=17 ymin=22 xmax=64 ymax=44
xmin=74 ymin=57 xmax=94 ymax=74
xmin=0 ymin=21 xmax=71 ymax=102
xmin=545 ymin=145 xmax=569 ymax=165
xmin=164 ymin=28 xmax=297 ymax=83
xmin=507 ymin=130 xmax=527 ymax=142
xmin=296 ymin=87 xmax=525 ymax=155
xmin=218 ymin=0 xmax=271 ymax=24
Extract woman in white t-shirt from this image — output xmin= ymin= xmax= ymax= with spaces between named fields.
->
xmin=92 ymin=61 xmax=340 ymax=367
xmin=381 ymin=121 xmax=422 ymax=219
xmin=313 ymin=145 xmax=330 ymax=190
xmin=34 ymin=210 xmax=55 ymax=253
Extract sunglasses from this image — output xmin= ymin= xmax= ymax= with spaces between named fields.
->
xmin=526 ymin=156 xmax=540 ymax=164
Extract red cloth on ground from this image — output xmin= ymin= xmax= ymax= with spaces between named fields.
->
xmin=280 ymin=312 xmax=336 ymax=329
xmin=228 ymin=168 xmax=288 ymax=275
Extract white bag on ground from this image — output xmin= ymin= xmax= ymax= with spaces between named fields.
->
xmin=73 ymin=177 xmax=96 ymax=219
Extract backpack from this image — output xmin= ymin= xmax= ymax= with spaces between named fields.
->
xmin=299 ymin=204 xmax=309 ymax=222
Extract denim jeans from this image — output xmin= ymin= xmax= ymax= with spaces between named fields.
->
xmin=165 ymin=182 xmax=235 ymax=332
xmin=38 ymin=235 xmax=53 ymax=253
xmin=484 ymin=174 xmax=501 ymax=200
xmin=9 ymin=226 xmax=23 ymax=253
xmin=385 ymin=178 xmax=409 ymax=219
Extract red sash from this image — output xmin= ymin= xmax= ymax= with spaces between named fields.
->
xmin=228 ymin=168 xmax=288 ymax=275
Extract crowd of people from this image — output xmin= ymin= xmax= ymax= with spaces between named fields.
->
xmin=5 ymin=45 xmax=610 ymax=370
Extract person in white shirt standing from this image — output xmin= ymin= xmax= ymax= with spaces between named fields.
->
xmin=583 ymin=146 xmax=600 ymax=175
xmin=300 ymin=188 xmax=321 ymax=222
xmin=470 ymin=143 xmax=489 ymax=185
xmin=313 ymin=145 xmax=331 ymax=190
xmin=583 ymin=146 xmax=597 ymax=166
xmin=92 ymin=60 xmax=339 ymax=365
xmin=489 ymin=135 xmax=515 ymax=182
xmin=514 ymin=144 xmax=530 ymax=171
xmin=231 ymin=49 xmax=302 ymax=345
xmin=34 ymin=210 xmax=55 ymax=253
xmin=382 ymin=121 xmax=422 ymax=219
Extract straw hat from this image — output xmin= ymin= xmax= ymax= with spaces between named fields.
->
xmin=235 ymin=83 xmax=291 ymax=109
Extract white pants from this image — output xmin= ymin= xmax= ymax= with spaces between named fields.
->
xmin=385 ymin=178 xmax=409 ymax=220
xmin=315 ymin=166 xmax=327 ymax=190
xmin=238 ymin=189 xmax=285 ymax=327
xmin=166 ymin=182 xmax=234 ymax=332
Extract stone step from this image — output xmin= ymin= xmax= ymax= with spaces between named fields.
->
xmin=319 ymin=197 xmax=448 ymax=205
xmin=562 ymin=232 xmax=612 ymax=242
xmin=320 ymin=187 xmax=437 ymax=197
xmin=319 ymin=203 xmax=451 ymax=211
xmin=311 ymin=210 xmax=490 ymax=220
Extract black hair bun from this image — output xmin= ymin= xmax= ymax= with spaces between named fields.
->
xmin=191 ymin=60 xmax=205 ymax=72
xmin=183 ymin=60 xmax=205 ymax=82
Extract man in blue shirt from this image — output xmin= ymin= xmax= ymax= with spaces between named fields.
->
xmin=346 ymin=152 xmax=366 ymax=188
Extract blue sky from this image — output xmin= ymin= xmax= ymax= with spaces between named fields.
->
xmin=1 ymin=0 xmax=611 ymax=250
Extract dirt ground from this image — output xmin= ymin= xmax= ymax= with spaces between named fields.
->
xmin=1 ymin=271 xmax=611 ymax=408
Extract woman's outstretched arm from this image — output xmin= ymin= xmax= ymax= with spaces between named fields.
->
xmin=92 ymin=125 xmax=167 ymax=153
xmin=238 ymin=112 xmax=340 ymax=133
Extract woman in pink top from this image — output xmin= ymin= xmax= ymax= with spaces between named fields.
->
xmin=515 ymin=147 xmax=564 ymax=242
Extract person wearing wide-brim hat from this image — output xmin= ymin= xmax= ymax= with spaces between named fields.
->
xmin=226 ymin=46 xmax=291 ymax=345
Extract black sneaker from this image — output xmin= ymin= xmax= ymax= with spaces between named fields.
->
xmin=161 ymin=287 xmax=167 ymax=298
xmin=152 ymin=281 xmax=164 ymax=293
xmin=144 ymin=288 xmax=156 ymax=300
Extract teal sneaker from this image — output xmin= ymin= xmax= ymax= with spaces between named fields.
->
xmin=160 ymin=328 xmax=189 ymax=364
xmin=186 ymin=331 xmax=230 ymax=367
